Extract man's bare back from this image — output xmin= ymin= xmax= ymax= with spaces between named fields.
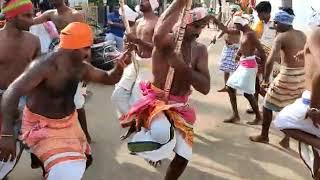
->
xmin=238 ymin=30 xmax=265 ymax=58
xmin=0 ymin=30 xmax=40 ymax=89
xmin=276 ymin=29 xmax=306 ymax=68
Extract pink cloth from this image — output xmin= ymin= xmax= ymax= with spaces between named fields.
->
xmin=239 ymin=59 xmax=257 ymax=68
xmin=120 ymin=82 xmax=196 ymax=127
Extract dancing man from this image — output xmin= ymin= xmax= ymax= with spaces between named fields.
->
xmin=211 ymin=14 xmax=265 ymax=123
xmin=120 ymin=2 xmax=210 ymax=180
xmin=250 ymin=8 xmax=306 ymax=148
xmin=273 ymin=23 xmax=320 ymax=180
xmin=0 ymin=22 xmax=130 ymax=179
xmin=111 ymin=0 xmax=158 ymax=120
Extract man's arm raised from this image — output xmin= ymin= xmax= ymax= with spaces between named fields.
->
xmin=33 ymin=10 xmax=53 ymax=25
xmin=153 ymin=0 xmax=188 ymax=48
xmin=211 ymin=15 xmax=240 ymax=35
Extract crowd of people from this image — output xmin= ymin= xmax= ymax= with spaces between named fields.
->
xmin=0 ymin=0 xmax=319 ymax=179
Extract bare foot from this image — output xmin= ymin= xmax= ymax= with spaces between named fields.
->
xmin=249 ymin=135 xmax=269 ymax=143
xmin=120 ymin=124 xmax=136 ymax=141
xmin=147 ymin=160 xmax=162 ymax=168
xmin=217 ymin=87 xmax=228 ymax=92
xmin=246 ymin=108 xmax=254 ymax=114
xmin=246 ymin=119 xmax=262 ymax=125
xmin=279 ymin=138 xmax=290 ymax=149
xmin=223 ymin=116 xmax=240 ymax=123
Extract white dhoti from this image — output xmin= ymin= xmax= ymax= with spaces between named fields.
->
xmin=274 ymin=90 xmax=320 ymax=177
xmin=226 ymin=56 xmax=257 ymax=94
xmin=47 ymin=159 xmax=86 ymax=180
xmin=129 ymin=112 xmax=192 ymax=161
xmin=111 ymin=55 xmax=153 ymax=115
xmin=74 ymin=82 xmax=86 ymax=110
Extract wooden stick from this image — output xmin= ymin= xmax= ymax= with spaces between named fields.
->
xmin=164 ymin=0 xmax=193 ymax=103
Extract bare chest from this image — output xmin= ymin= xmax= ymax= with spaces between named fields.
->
xmin=0 ymin=39 xmax=34 ymax=64
xmin=51 ymin=14 xmax=75 ymax=32
xmin=136 ymin=22 xmax=154 ymax=42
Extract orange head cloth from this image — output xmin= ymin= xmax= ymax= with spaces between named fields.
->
xmin=59 ymin=22 xmax=93 ymax=50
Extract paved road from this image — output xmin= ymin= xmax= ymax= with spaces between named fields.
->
xmin=9 ymin=28 xmax=311 ymax=180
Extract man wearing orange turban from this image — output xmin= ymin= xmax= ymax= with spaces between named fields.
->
xmin=0 ymin=22 xmax=131 ymax=179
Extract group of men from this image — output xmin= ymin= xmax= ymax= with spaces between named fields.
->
xmin=213 ymin=1 xmax=320 ymax=179
xmin=0 ymin=0 xmax=319 ymax=179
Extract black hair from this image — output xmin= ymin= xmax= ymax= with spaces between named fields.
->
xmin=255 ymin=1 xmax=271 ymax=13
xmin=39 ymin=0 xmax=53 ymax=12
xmin=279 ymin=7 xmax=295 ymax=16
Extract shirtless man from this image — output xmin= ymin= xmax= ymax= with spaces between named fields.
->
xmin=111 ymin=0 xmax=158 ymax=118
xmin=0 ymin=0 xmax=40 ymax=178
xmin=273 ymin=26 xmax=320 ymax=179
xmin=211 ymin=14 xmax=265 ymax=123
xmin=250 ymin=8 xmax=306 ymax=148
xmin=33 ymin=0 xmax=92 ymax=143
xmin=33 ymin=0 xmax=84 ymax=32
xmin=213 ymin=4 xmax=241 ymax=92
xmin=0 ymin=22 xmax=130 ymax=179
xmin=119 ymin=2 xmax=210 ymax=179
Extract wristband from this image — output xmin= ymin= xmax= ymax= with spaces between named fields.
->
xmin=1 ymin=134 xmax=13 ymax=137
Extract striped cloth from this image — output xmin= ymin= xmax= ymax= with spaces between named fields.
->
xmin=219 ymin=44 xmax=239 ymax=73
xmin=264 ymin=66 xmax=305 ymax=112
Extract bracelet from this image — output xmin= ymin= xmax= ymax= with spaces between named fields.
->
xmin=1 ymin=134 xmax=13 ymax=137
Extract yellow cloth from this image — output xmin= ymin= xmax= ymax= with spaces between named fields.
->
xmin=252 ymin=20 xmax=264 ymax=39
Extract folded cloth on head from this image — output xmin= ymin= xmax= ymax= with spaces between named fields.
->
xmin=59 ymin=22 xmax=93 ymax=49
xmin=119 ymin=5 xmax=139 ymax=22
xmin=274 ymin=10 xmax=295 ymax=25
xmin=1 ymin=0 xmax=33 ymax=20
xmin=185 ymin=7 xmax=208 ymax=25
xmin=233 ymin=15 xmax=250 ymax=26
xmin=149 ymin=0 xmax=159 ymax=11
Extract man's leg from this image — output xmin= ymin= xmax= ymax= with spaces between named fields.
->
xmin=77 ymin=108 xmax=91 ymax=143
xmin=247 ymin=76 xmax=260 ymax=114
xmin=314 ymin=149 xmax=320 ymax=180
xmin=224 ymin=86 xmax=240 ymax=123
xmin=282 ymin=129 xmax=320 ymax=150
xmin=279 ymin=135 xmax=290 ymax=149
xmin=164 ymin=154 xmax=188 ymax=180
xmin=217 ymin=72 xmax=229 ymax=92
xmin=245 ymin=93 xmax=262 ymax=125
xmin=249 ymin=107 xmax=273 ymax=143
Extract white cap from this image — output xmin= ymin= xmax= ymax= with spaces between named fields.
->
xmin=233 ymin=15 xmax=249 ymax=26
xmin=120 ymin=5 xmax=139 ymax=22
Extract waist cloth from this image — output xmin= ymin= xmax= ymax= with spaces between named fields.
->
xmin=264 ymin=66 xmax=305 ymax=112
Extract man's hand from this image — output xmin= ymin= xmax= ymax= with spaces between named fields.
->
xmin=116 ymin=50 xmax=132 ymax=68
xmin=294 ymin=50 xmax=304 ymax=62
xmin=0 ymin=136 xmax=16 ymax=162
xmin=306 ymin=108 xmax=320 ymax=128
xmin=125 ymin=33 xmax=140 ymax=44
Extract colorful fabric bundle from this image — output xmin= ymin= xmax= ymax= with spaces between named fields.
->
xmin=1 ymin=0 xmax=32 ymax=20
